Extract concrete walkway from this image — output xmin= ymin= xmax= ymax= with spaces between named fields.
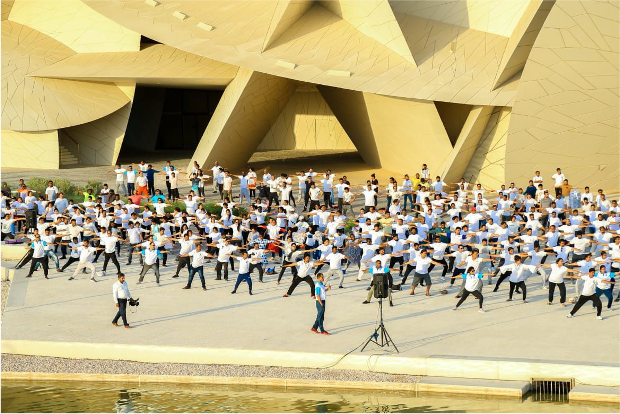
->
xmin=2 ymin=260 xmax=618 ymax=378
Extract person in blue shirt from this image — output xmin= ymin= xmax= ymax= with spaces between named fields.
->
xmin=524 ymin=180 xmax=537 ymax=199
xmin=311 ymin=273 xmax=330 ymax=335
xmin=151 ymin=189 xmax=166 ymax=203
xmin=145 ymin=164 xmax=160 ymax=196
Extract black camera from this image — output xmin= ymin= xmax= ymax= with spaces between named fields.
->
xmin=129 ymin=298 xmax=140 ymax=307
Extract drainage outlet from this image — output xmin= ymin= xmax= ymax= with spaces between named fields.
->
xmin=531 ymin=378 xmax=575 ymax=402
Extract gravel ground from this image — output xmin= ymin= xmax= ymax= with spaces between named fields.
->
xmin=1 ymin=354 xmax=422 ymax=384
xmin=1 ymin=270 xmax=418 ymax=386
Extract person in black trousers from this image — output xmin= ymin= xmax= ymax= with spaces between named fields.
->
xmin=112 ymin=273 xmax=132 ymax=328
xmin=283 ymin=255 xmax=318 ymax=297
xmin=26 ymin=237 xmax=49 ymax=279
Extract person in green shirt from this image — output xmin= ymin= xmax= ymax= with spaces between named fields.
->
xmin=428 ymin=221 xmax=450 ymax=243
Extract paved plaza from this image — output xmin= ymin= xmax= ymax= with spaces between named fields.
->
xmin=3 ymin=258 xmax=619 ymax=367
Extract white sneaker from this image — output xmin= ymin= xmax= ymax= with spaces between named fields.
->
xmin=452 ymin=307 xmax=457 ymax=311
xmin=597 ymin=316 xmax=603 ymax=320
xmin=566 ymin=313 xmax=573 ymax=318
xmin=101 ymin=271 xmax=106 ymax=276
xmin=478 ymin=308 xmax=485 ymax=313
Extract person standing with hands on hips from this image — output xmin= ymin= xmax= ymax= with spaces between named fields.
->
xmin=112 ymin=273 xmax=132 ymax=329
xmin=311 ymin=273 xmax=330 ymax=335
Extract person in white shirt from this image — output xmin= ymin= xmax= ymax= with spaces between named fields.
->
xmin=361 ymin=184 xmax=377 ymax=209
xmin=25 ymin=235 xmax=50 ymax=279
xmin=403 ymin=249 xmax=445 ymax=296
xmin=592 ymin=265 xmax=615 ymax=309
xmin=44 ymin=181 xmax=59 ymax=201
xmin=451 ymin=267 xmax=488 ymax=313
xmin=112 ymin=273 xmax=132 ymax=328
xmin=209 ymin=238 xmax=238 ymax=281
xmin=211 ymin=162 xmax=221 ymax=193
xmin=69 ymin=240 xmax=100 ymax=281
xmin=566 ymin=268 xmax=612 ymax=319
xmin=125 ymin=165 xmax=137 ymax=196
xmin=322 ymin=246 xmax=352 ymax=289
xmin=100 ymin=229 xmax=122 ymax=276
xmin=540 ymin=258 xmax=577 ymax=306
xmin=282 ymin=254 xmax=320 ymax=297
xmin=551 ymin=167 xmax=565 ymax=198
xmin=181 ymin=243 xmax=210 ymax=290
xmin=172 ymin=232 xmax=196 ymax=278
xmin=498 ymin=256 xmax=537 ymax=303
xmin=230 ymin=251 xmax=261 ymax=295
xmin=137 ymin=242 xmax=164 ymax=285
xmin=108 ymin=164 xmax=127 ymax=196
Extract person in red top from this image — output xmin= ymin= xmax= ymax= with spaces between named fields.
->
xmin=127 ymin=190 xmax=143 ymax=206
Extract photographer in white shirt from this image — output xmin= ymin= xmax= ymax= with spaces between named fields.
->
xmin=112 ymin=273 xmax=132 ymax=328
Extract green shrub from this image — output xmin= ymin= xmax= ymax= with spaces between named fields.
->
xmin=83 ymin=180 xmax=103 ymax=196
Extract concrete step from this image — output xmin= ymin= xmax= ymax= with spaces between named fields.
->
xmin=59 ymin=144 xmax=78 ymax=165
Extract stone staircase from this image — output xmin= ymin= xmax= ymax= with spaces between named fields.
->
xmin=59 ymin=144 xmax=79 ymax=166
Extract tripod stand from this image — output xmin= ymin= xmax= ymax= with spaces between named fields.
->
xmin=361 ymin=296 xmax=399 ymax=352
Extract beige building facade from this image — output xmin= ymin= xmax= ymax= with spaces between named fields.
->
xmin=1 ymin=0 xmax=618 ymax=190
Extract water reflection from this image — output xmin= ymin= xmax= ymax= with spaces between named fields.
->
xmin=0 ymin=380 xmax=614 ymax=413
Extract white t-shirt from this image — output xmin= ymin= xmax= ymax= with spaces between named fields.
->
xmin=414 ymin=256 xmax=433 ymax=274
xmin=548 ymin=264 xmax=568 ymax=283
xmin=363 ymin=190 xmax=376 ymax=206
xmin=325 ymin=252 xmax=345 ymax=269
xmin=189 ymin=250 xmax=209 ymax=267
xmin=551 ymin=173 xmax=565 ymax=187
xmin=115 ymin=168 xmax=127 ymax=181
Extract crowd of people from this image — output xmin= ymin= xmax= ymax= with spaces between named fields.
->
xmin=1 ymin=161 xmax=619 ymax=332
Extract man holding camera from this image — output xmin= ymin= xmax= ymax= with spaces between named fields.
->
xmin=112 ymin=273 xmax=132 ymax=328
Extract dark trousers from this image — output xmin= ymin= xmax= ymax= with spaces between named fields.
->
xmin=112 ymin=298 xmax=129 ymax=326
xmin=175 ymin=255 xmax=190 ymax=277
xmin=277 ymin=260 xmax=297 ymax=282
xmin=267 ymin=192 xmax=279 ymax=210
xmin=401 ymin=264 xmax=415 ymax=284
xmin=127 ymin=244 xmax=143 ymax=264
xmin=166 ymin=180 xmax=172 ymax=198
xmin=389 ymin=257 xmax=404 ymax=275
xmin=61 ymin=257 xmax=79 ymax=271
xmin=215 ymin=261 xmax=229 ymax=280
xmin=312 ymin=300 xmax=325 ymax=332
xmin=494 ymin=271 xmax=511 ymax=290
xmin=27 ymin=257 xmax=49 ymax=277
xmin=103 ymin=252 xmax=121 ymax=274
xmin=323 ymin=192 xmax=332 ymax=206
xmin=451 ymin=268 xmax=465 ymax=285
xmin=570 ymin=294 xmax=602 ymax=316
xmin=233 ymin=272 xmax=252 ymax=292
xmin=287 ymin=275 xmax=315 ymax=296
xmin=428 ymin=259 xmax=448 ymax=277
xmin=548 ymin=281 xmax=566 ymax=303
xmin=148 ymin=180 xmax=155 ymax=195
xmin=127 ymin=183 xmax=135 ymax=195
xmin=595 ymin=287 xmax=613 ymax=309
xmin=187 ymin=266 xmax=206 ymax=288
xmin=249 ymin=263 xmax=264 ymax=281
xmin=509 ymin=281 xmax=527 ymax=300
xmin=456 ymin=289 xmax=483 ymax=308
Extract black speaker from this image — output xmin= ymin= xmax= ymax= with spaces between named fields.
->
xmin=372 ymin=273 xmax=389 ymax=299
xmin=25 ymin=208 xmax=37 ymax=230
